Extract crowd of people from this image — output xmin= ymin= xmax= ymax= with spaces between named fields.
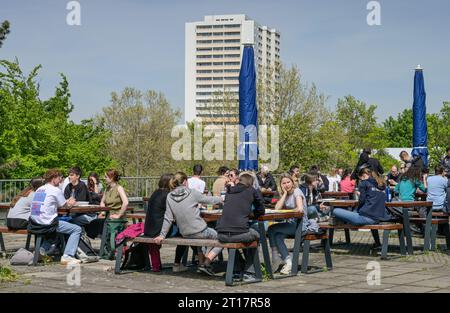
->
xmin=4 ymin=146 xmax=450 ymax=277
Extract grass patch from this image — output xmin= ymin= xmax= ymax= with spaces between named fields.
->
xmin=0 ymin=265 xmax=20 ymax=283
xmin=260 ymin=264 xmax=271 ymax=281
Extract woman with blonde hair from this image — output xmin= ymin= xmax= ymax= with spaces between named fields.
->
xmin=267 ymin=173 xmax=308 ymax=275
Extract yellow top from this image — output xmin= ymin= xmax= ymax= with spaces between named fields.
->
xmin=104 ymin=184 xmax=123 ymax=211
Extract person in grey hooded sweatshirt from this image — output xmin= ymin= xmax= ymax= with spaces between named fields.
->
xmin=153 ymin=171 xmax=223 ymax=276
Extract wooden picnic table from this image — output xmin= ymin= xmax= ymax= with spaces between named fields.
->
xmin=386 ymin=201 xmax=434 ymax=254
xmin=320 ymin=191 xmax=353 ymax=199
xmin=0 ymin=204 xmax=11 ymax=210
xmin=201 ymin=209 xmax=303 ymax=278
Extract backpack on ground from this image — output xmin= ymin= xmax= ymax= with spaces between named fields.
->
xmin=120 ymin=242 xmax=148 ymax=270
xmin=76 ymin=234 xmax=99 ymax=263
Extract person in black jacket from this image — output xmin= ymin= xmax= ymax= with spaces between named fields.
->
xmin=352 ymin=148 xmax=384 ymax=179
xmin=256 ymin=165 xmax=277 ymax=192
xmin=64 ymin=167 xmax=96 ymax=227
xmin=144 ymin=173 xmax=173 ymax=272
xmin=299 ymin=173 xmax=329 ymax=220
xmin=216 ymin=173 xmax=265 ymax=279
xmin=309 ymin=165 xmax=329 ymax=192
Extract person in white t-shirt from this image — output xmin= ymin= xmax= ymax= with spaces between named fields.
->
xmin=327 ymin=168 xmax=341 ymax=192
xmin=30 ymin=169 xmax=82 ymax=265
xmin=188 ymin=164 xmax=206 ymax=194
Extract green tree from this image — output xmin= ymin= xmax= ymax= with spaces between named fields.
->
xmin=0 ymin=21 xmax=10 ymax=48
xmin=96 ymin=87 xmax=181 ymax=176
xmin=0 ymin=59 xmax=115 ymax=178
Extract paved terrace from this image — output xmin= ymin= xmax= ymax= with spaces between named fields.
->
xmin=1 ymin=231 xmax=450 ymax=293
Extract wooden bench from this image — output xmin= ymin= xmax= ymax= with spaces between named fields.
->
xmin=318 ymin=223 xmax=406 ymax=259
xmin=300 ymin=232 xmax=333 ymax=273
xmin=407 ymin=217 xmax=450 ymax=250
xmin=0 ymin=226 xmax=32 ymax=255
xmin=114 ymin=237 xmax=262 ymax=286
xmin=125 ymin=213 xmax=146 ymax=224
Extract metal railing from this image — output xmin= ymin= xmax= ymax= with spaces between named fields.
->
xmin=1 ymin=174 xmax=283 ymax=202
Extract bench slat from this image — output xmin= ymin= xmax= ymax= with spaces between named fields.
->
xmin=0 ymin=226 xmax=29 ymax=235
xmin=133 ymin=237 xmax=258 ymax=249
xmin=319 ymin=223 xmax=403 ymax=230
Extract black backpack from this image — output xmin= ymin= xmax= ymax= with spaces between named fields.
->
xmin=120 ymin=243 xmax=148 ymax=270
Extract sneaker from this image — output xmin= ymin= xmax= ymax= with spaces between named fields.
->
xmin=60 ymin=255 xmax=81 ymax=265
xmin=280 ymin=259 xmax=292 ymax=275
xmin=172 ymin=264 xmax=189 ymax=272
xmin=271 ymin=256 xmax=285 ymax=273
xmin=198 ymin=264 xmax=215 ymax=276
xmin=242 ymin=273 xmax=257 ymax=283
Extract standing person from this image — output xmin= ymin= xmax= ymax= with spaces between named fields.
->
xmin=394 ymin=166 xmax=428 ymax=201
xmin=426 ymin=166 xmax=448 ymax=211
xmin=216 ymin=173 xmax=265 ymax=280
xmin=339 ymin=169 xmax=356 ymax=193
xmin=440 ymin=147 xmax=450 ymax=178
xmin=100 ymin=169 xmax=129 ymax=259
xmin=327 ymin=168 xmax=341 ymax=192
xmin=267 ymin=173 xmax=307 ymax=275
xmin=386 ymin=165 xmax=401 ymax=187
xmin=366 ymin=148 xmax=384 ymax=176
xmin=7 ymin=177 xmax=44 ymax=230
xmin=212 ymin=166 xmax=230 ymax=196
xmin=399 ymin=150 xmax=424 ymax=172
xmin=153 ymin=172 xmax=222 ymax=276
xmin=289 ymin=165 xmax=301 ymax=187
xmin=143 ymin=173 xmax=173 ymax=272
xmin=188 ymin=164 xmax=206 ymax=194
xmin=333 ymin=167 xmax=391 ymax=226
xmin=28 ymin=169 xmax=81 ymax=265
xmin=256 ymin=165 xmax=277 ymax=193
xmin=87 ymin=172 xmax=103 ymax=205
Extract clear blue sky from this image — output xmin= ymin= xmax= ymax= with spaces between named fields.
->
xmin=1 ymin=0 xmax=449 ymax=123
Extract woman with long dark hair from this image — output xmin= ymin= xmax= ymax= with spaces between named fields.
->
xmin=7 ymin=177 xmax=44 ymax=229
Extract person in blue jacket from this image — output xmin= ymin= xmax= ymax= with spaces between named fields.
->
xmin=333 ymin=166 xmax=391 ymax=226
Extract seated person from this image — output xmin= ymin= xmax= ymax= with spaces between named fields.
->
xmin=426 ymin=166 xmax=448 ymax=211
xmin=29 ymin=169 xmax=81 ymax=265
xmin=87 ymin=172 xmax=103 ymax=205
xmin=7 ymin=177 xmax=44 ymax=230
xmin=309 ymin=165 xmax=329 ymax=192
xmin=153 ymin=172 xmax=222 ymax=276
xmin=386 ymin=165 xmax=401 ymax=187
xmin=257 ymin=165 xmax=277 ymax=193
xmin=267 ymin=173 xmax=307 ymax=275
xmin=187 ymin=164 xmax=206 ymax=194
xmin=394 ymin=166 xmax=427 ymax=201
xmin=299 ymin=173 xmax=329 ymax=220
xmin=333 ymin=167 xmax=392 ymax=226
xmin=327 ymin=168 xmax=341 ymax=192
xmin=64 ymin=166 xmax=97 ymax=226
xmin=212 ymin=166 xmax=230 ymax=196
xmin=216 ymin=173 xmax=265 ymax=278
xmin=340 ymin=168 xmax=356 ymax=193
xmin=144 ymin=173 xmax=173 ymax=272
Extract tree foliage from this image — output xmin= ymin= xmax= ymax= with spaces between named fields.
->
xmin=0 ymin=59 xmax=115 ymax=178
xmin=0 ymin=21 xmax=10 ymax=48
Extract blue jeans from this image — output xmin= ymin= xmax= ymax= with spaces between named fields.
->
xmin=267 ymin=220 xmax=297 ymax=260
xmin=70 ymin=214 xmax=97 ymax=226
xmin=42 ymin=220 xmax=82 ymax=257
xmin=333 ymin=208 xmax=377 ymax=226
xmin=185 ymin=227 xmax=222 ymax=256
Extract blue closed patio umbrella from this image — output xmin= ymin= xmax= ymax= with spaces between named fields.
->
xmin=411 ymin=65 xmax=429 ymax=168
xmin=237 ymin=44 xmax=258 ymax=171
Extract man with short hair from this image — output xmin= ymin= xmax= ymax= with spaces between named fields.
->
xmin=427 ymin=166 xmax=449 ymax=211
xmin=387 ymin=165 xmax=401 ymax=186
xmin=440 ymin=147 xmax=450 ymax=178
xmin=188 ymin=164 xmax=206 ymax=194
xmin=64 ymin=166 xmax=97 ymax=227
xmin=400 ymin=150 xmax=424 ymax=172
xmin=30 ymin=169 xmax=81 ymax=265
